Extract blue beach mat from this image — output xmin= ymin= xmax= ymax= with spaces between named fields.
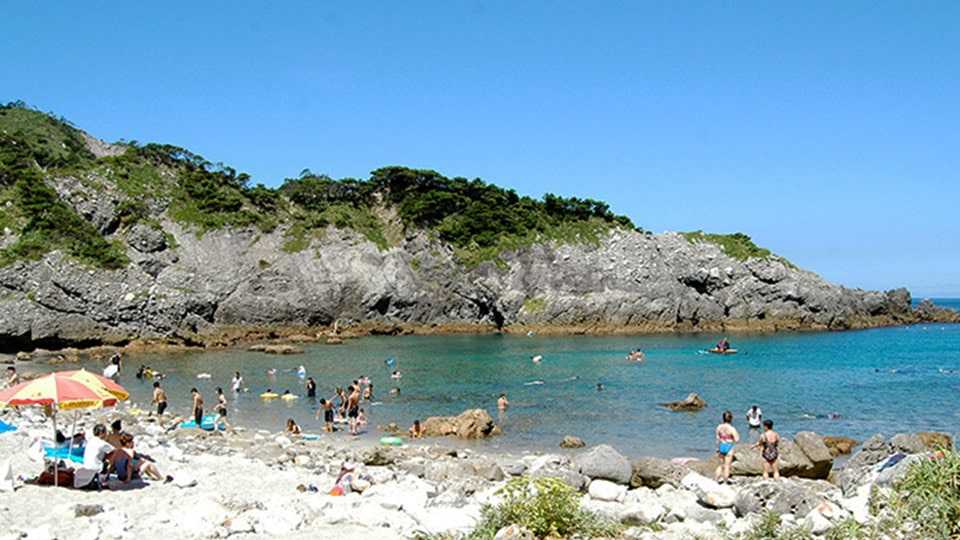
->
xmin=180 ymin=414 xmax=225 ymax=431
xmin=44 ymin=445 xmax=84 ymax=463
xmin=0 ymin=420 xmax=15 ymax=434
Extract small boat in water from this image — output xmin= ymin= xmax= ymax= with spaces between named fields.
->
xmin=707 ymin=348 xmax=738 ymax=355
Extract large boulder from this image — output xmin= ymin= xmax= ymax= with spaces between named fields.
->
xmin=660 ymin=393 xmax=707 ymax=412
xmin=574 ymin=444 xmax=632 ymax=484
xmin=823 ymin=436 xmax=859 ymax=457
xmin=731 ymin=441 xmax=816 ymax=478
xmin=733 ymin=479 xmax=833 ymax=517
xmin=793 ymin=432 xmax=833 ymax=479
xmin=891 ymin=432 xmax=954 ymax=454
xmin=630 ymin=457 xmax=690 ymax=488
xmin=421 ymin=409 xmax=500 ymax=439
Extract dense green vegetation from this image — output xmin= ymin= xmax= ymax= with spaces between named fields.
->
xmin=10 ymin=101 xmax=796 ymax=271
xmin=682 ymin=230 xmax=772 ymax=261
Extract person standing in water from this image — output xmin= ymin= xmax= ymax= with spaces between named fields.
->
xmin=305 ymin=377 xmax=317 ymax=399
xmin=191 ymin=388 xmax=204 ymax=426
xmin=214 ymin=387 xmax=230 ymax=429
xmin=231 ymin=371 xmax=243 ymax=393
xmin=152 ymin=381 xmax=168 ymax=415
xmin=497 ymin=393 xmax=509 ymax=411
xmin=754 ymin=419 xmax=780 ymax=480
xmin=316 ymin=398 xmax=335 ymax=432
xmin=346 ymin=385 xmax=361 ymax=436
xmin=746 ymin=405 xmax=763 ymax=439
xmin=714 ymin=410 xmax=740 ymax=484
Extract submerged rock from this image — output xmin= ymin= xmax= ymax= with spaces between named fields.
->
xmin=560 ymin=435 xmax=586 ymax=448
xmin=248 ymin=344 xmax=304 ymax=355
xmin=421 ymin=409 xmax=500 ymax=439
xmin=660 ymin=393 xmax=707 ymax=412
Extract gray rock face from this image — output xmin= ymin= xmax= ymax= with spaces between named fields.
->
xmin=0 ymin=171 xmax=945 ymax=352
xmin=733 ymin=480 xmax=833 ymax=517
xmin=575 ymin=444 xmax=632 ymax=485
xmin=630 ymin=457 xmax=690 ymax=489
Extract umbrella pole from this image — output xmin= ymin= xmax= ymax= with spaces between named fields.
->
xmin=67 ymin=410 xmax=78 ymax=463
xmin=52 ymin=409 xmax=58 ymax=488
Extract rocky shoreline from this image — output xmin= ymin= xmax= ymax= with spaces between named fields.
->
xmin=0 ymin=403 xmax=950 ymax=539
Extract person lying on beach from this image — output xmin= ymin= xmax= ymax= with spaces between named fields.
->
xmin=286 ymin=418 xmax=302 ymax=435
xmin=408 ymin=420 xmax=423 ymax=438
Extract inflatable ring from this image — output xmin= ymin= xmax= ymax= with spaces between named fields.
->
xmin=379 ymin=436 xmax=404 ymax=446
xmin=260 ymin=392 xmax=279 ymax=399
xmin=281 ymin=394 xmax=299 ymax=400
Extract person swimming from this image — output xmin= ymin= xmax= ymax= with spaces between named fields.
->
xmin=531 ymin=355 xmax=543 ymax=364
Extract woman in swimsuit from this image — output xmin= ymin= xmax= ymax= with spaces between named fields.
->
xmin=714 ymin=410 xmax=740 ymax=484
xmin=754 ymin=419 xmax=780 ymax=479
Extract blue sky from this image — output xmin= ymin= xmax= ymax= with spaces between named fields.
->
xmin=2 ymin=2 xmax=958 ymax=296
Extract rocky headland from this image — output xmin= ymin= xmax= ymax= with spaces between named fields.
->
xmin=1 ymin=103 xmax=957 ymax=355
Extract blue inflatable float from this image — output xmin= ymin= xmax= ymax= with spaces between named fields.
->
xmin=180 ymin=414 xmax=225 ymax=431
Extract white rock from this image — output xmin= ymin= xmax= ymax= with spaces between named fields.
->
xmin=294 ymin=455 xmax=311 ymax=467
xmin=805 ymin=508 xmax=833 ymax=535
xmin=274 ymin=435 xmax=292 ymax=447
xmin=621 ymin=502 xmax=665 ymax=525
xmin=588 ymin=479 xmax=627 ymax=502
xmin=680 ymin=472 xmax=736 ymax=509
xmin=839 ymin=484 xmax=871 ymax=524
xmin=494 ymin=524 xmax=535 ymax=540
xmin=250 ymin=507 xmax=301 ymax=535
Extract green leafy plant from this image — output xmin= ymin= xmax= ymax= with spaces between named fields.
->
xmin=885 ymin=450 xmax=960 ymax=539
xmin=468 ymin=476 xmax=621 ymax=540
xmin=682 ymin=230 xmax=772 ymax=261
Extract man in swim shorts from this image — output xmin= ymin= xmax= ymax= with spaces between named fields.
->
xmin=191 ymin=388 xmax=204 ymax=426
xmin=346 ymin=385 xmax=361 ymax=435
xmin=153 ymin=381 xmax=168 ymax=415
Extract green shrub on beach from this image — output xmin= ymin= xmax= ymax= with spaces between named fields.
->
xmin=883 ymin=449 xmax=960 ymax=539
xmin=467 ymin=476 xmax=621 ymax=539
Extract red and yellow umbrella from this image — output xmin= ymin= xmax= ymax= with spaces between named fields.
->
xmin=0 ymin=369 xmax=129 ymax=410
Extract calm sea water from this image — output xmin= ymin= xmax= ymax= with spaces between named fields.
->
xmin=53 ymin=299 xmax=960 ymax=459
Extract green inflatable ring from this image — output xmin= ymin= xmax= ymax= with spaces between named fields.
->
xmin=379 ymin=436 xmax=404 ymax=446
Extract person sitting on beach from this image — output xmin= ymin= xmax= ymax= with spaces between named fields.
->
xmin=329 ymin=462 xmax=356 ymax=496
xmin=113 ymin=433 xmax=171 ymax=483
xmin=152 ymin=382 xmax=168 ymax=415
xmin=316 ymin=398 xmax=335 ymax=432
xmin=497 ymin=393 xmax=509 ymax=411
xmin=4 ymin=366 xmax=18 ymax=388
xmin=408 ymin=420 xmax=423 ymax=439
xmin=714 ymin=410 xmax=740 ymax=484
xmin=105 ymin=420 xmax=124 ymax=448
xmin=746 ymin=405 xmax=763 ymax=431
xmin=285 ymin=418 xmax=302 ymax=435
xmin=305 ymin=377 xmax=317 ymax=398
xmin=754 ymin=419 xmax=780 ymax=480
xmin=73 ymin=424 xmax=114 ymax=489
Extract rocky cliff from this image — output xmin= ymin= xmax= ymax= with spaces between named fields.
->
xmin=0 ymin=105 xmax=955 ymax=353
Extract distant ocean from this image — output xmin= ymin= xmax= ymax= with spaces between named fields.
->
xmin=44 ymin=300 xmax=960 ymax=459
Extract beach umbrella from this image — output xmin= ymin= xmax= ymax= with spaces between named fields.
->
xmin=0 ymin=369 xmax=129 ymax=486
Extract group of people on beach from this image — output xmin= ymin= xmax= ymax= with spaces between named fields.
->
xmin=714 ymin=404 xmax=781 ymax=483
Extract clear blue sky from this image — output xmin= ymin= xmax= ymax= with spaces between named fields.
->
xmin=2 ymin=2 xmax=958 ymax=296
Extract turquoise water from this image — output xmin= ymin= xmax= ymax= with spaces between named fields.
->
xmin=53 ymin=307 xmax=960 ymax=459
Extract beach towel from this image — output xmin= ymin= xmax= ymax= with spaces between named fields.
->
xmin=0 ymin=420 xmax=15 ymax=434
